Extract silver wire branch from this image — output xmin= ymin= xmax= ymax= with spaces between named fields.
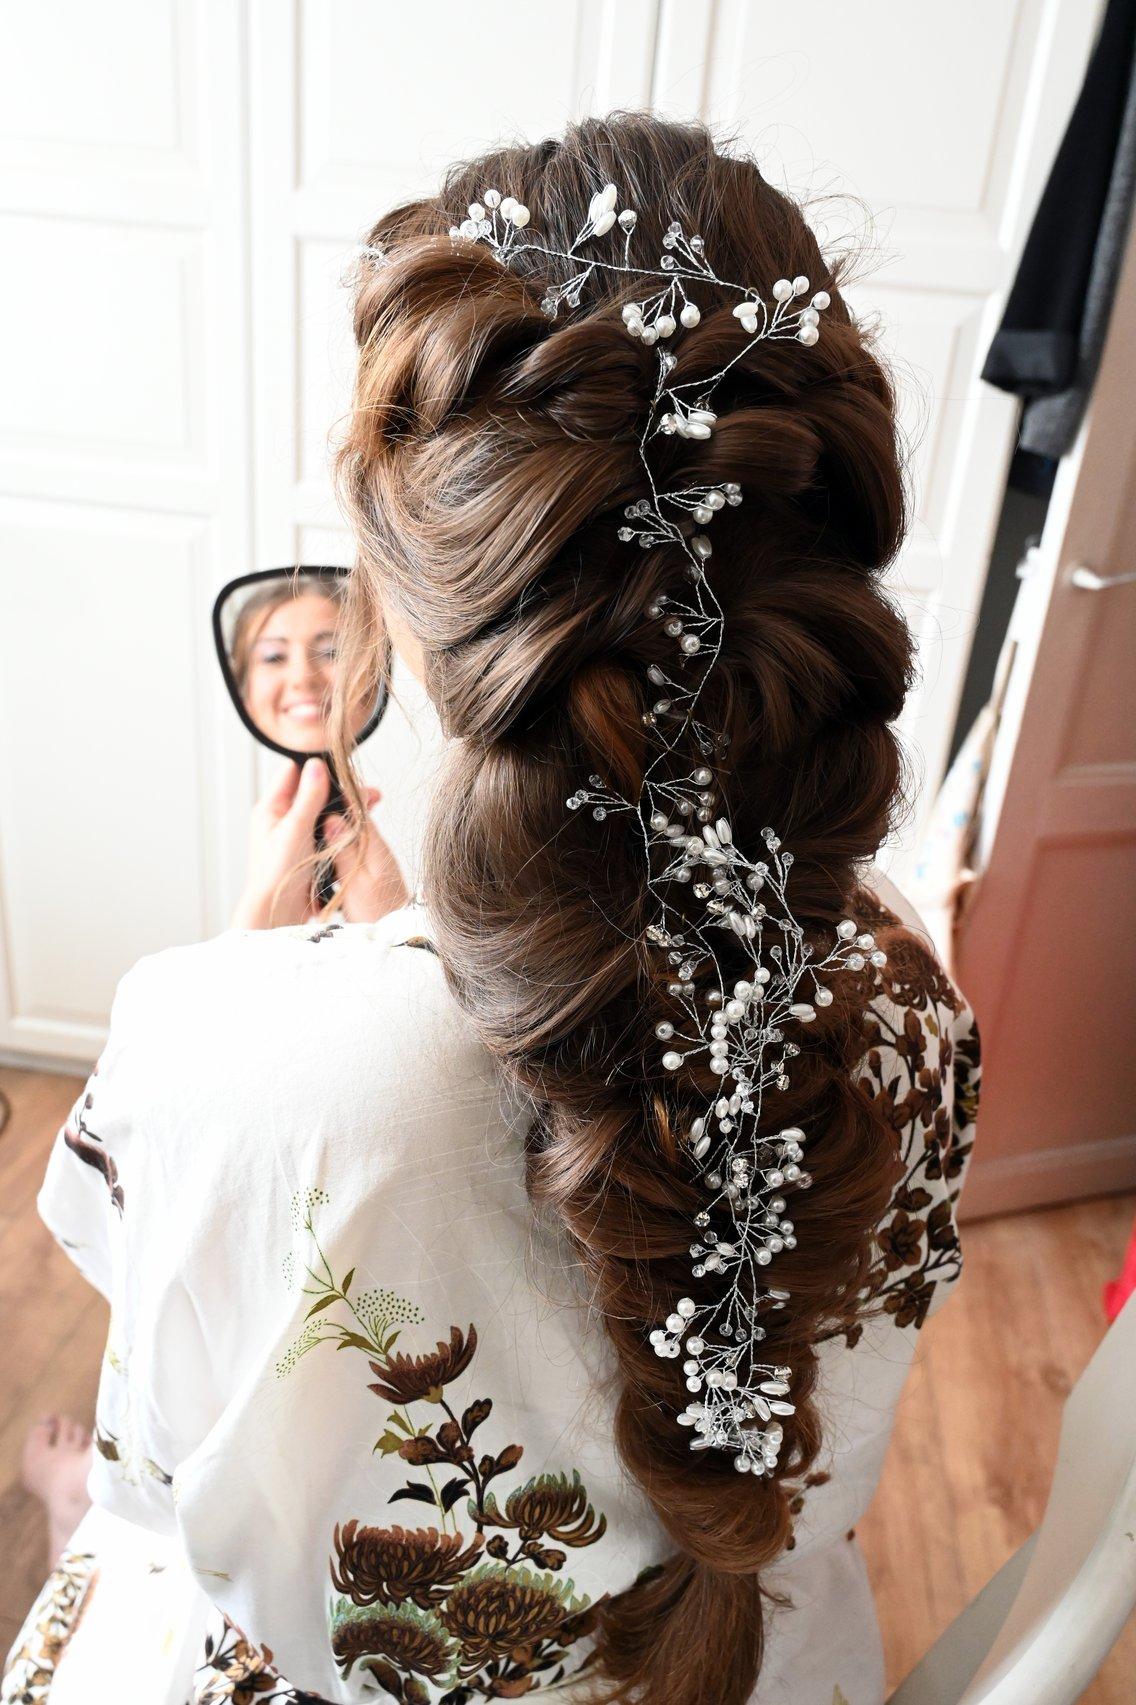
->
xmin=399 ymin=179 xmax=882 ymax=1476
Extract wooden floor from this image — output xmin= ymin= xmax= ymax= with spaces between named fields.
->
xmin=859 ymin=1189 xmax=1136 ymax=1698
xmin=1 ymin=1062 xmax=1133 ymax=1695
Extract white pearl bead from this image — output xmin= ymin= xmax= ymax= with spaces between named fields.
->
xmin=837 ymin=919 xmax=858 ymax=939
xmin=510 ymin=204 xmax=530 ymax=228
xmin=772 ymin=279 xmax=793 ymax=302
xmin=592 ymin=209 xmax=616 ymax=236
xmin=656 ymin=314 xmax=676 ymax=337
xmin=499 ymin=196 xmax=517 ymax=218
xmin=655 ymin=1021 xmax=674 ymax=1040
xmin=483 ymin=189 xmax=501 ymax=208
xmin=814 ymin=986 xmax=834 ymax=1007
xmin=666 ymin=1312 xmax=685 ymax=1333
xmin=811 ymin=290 xmax=830 ymax=310
xmin=686 ymin=1336 xmax=704 ymax=1355
xmin=662 ymin=1050 xmax=683 ymax=1071
xmin=467 ymin=202 xmax=485 ymax=222
xmin=797 ymin=323 xmax=819 ymax=345
xmin=680 ymin=302 xmax=701 ymax=327
xmin=680 ymin=634 xmax=701 ymax=654
xmin=677 ymin=1296 xmax=696 ymax=1317
xmin=793 ymin=275 xmax=809 ymax=294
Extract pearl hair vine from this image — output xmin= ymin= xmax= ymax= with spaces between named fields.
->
xmin=358 ymin=182 xmax=888 ymax=1477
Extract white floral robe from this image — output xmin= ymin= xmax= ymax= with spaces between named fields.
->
xmin=3 ymin=877 xmax=978 ymax=1705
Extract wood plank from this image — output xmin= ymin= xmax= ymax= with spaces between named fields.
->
xmin=0 ymin=1068 xmax=107 ymax=1641
xmin=860 ymin=1193 xmax=1136 ymax=1700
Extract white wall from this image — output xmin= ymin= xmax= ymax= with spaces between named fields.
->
xmin=0 ymin=0 xmax=1101 ymax=1064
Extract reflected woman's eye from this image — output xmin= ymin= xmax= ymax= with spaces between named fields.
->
xmin=314 ymin=643 xmax=338 ymax=665
xmin=256 ymin=647 xmax=287 ymax=666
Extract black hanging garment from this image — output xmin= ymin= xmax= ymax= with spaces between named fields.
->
xmin=981 ymin=0 xmax=1136 ymax=496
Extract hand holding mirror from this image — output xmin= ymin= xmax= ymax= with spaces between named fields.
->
xmin=212 ymin=566 xmax=389 ymax=904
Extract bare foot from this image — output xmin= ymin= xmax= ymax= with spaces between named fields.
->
xmin=22 ymin=1413 xmax=94 ymax=1562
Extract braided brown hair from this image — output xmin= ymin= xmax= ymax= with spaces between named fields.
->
xmin=332 ymin=113 xmax=912 ymax=1704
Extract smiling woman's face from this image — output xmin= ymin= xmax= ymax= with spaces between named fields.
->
xmin=243 ymin=590 xmax=341 ymax=753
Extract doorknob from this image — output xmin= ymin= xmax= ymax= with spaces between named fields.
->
xmin=1068 ymin=563 xmax=1136 ymax=590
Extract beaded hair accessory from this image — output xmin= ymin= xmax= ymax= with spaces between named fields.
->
xmin=363 ymin=183 xmax=887 ymax=1477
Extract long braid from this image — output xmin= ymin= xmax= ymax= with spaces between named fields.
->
xmin=333 ymin=114 xmax=911 ymax=1703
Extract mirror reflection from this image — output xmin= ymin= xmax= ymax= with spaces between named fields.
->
xmin=213 ymin=567 xmax=384 ymax=759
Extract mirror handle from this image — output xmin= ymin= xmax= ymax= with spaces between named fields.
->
xmin=314 ymin=776 xmax=346 ymax=910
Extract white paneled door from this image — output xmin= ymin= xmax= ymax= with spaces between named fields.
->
xmin=0 ymin=0 xmax=1100 ymax=1063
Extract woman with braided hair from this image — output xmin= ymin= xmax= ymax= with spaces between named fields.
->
xmin=9 ymin=115 xmax=977 ymax=1705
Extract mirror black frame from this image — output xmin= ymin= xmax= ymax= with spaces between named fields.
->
xmin=211 ymin=565 xmax=389 ymax=765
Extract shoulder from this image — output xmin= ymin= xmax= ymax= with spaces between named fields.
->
xmin=118 ymin=904 xmax=442 ymax=1009
xmin=845 ymin=875 xmax=980 ymax=1334
xmin=854 ymin=872 xmax=980 ymax=1117
xmin=106 ymin=904 xmax=494 ymax=1110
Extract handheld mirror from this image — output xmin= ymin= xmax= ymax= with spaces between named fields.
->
xmin=212 ymin=565 xmax=387 ymax=763
xmin=212 ymin=566 xmax=389 ymax=900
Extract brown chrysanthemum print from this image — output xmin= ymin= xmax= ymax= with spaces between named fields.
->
xmin=480 ymin=1472 xmax=607 ymax=1548
xmin=437 ymin=1564 xmax=585 ymax=1671
xmin=836 ymin=903 xmax=980 ymax=1345
xmin=284 ymin=1197 xmax=609 ymax=1697
xmin=331 ymin=1522 xmax=484 ymax=1610
xmin=330 ymin=1601 xmax=454 ymax=1682
xmin=368 ymin=1325 xmax=478 ymax=1405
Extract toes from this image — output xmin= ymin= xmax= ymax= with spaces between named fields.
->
xmin=21 ymin=1417 xmax=59 ymax=1495
xmin=60 ymin=1416 xmax=86 ymax=1450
